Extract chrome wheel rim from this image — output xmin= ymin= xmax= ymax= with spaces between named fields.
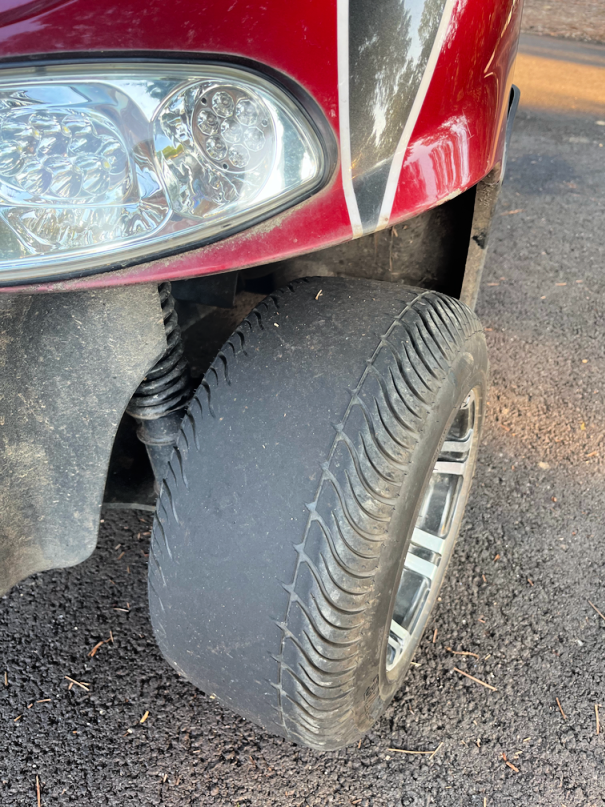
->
xmin=386 ymin=388 xmax=479 ymax=677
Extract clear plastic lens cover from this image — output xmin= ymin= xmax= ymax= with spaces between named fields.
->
xmin=0 ymin=64 xmax=326 ymax=282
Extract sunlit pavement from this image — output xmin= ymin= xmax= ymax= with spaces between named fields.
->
xmin=516 ymin=34 xmax=605 ymax=115
xmin=2 ymin=35 xmax=605 ymax=807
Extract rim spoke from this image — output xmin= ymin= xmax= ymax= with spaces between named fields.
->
xmin=404 ymin=552 xmax=438 ymax=581
xmin=433 ymin=460 xmax=467 ymax=476
xmin=411 ymin=527 xmax=444 ymax=555
xmin=390 ymin=619 xmax=411 ymax=642
xmin=387 ymin=634 xmax=405 ymax=667
xmin=441 ymin=432 xmax=473 ymax=455
xmin=388 ymin=633 xmax=401 ymax=652
xmin=388 ymin=620 xmax=412 ymax=668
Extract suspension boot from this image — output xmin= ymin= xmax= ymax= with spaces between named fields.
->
xmin=127 ymin=282 xmax=192 ymax=485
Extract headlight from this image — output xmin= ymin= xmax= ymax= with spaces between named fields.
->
xmin=0 ymin=63 xmax=328 ymax=283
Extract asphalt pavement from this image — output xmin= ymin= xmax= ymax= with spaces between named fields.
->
xmin=522 ymin=0 xmax=605 ymax=44
xmin=2 ymin=37 xmax=605 ymax=807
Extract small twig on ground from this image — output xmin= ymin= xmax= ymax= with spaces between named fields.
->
xmin=14 ymin=715 xmax=22 ymax=722
xmin=556 ymin=697 xmax=567 ymax=720
xmin=527 ymin=578 xmax=534 ymax=586
xmin=596 ymin=704 xmax=601 ymax=736
xmin=36 ymin=699 xmax=51 ymax=704
xmin=454 ymin=668 xmax=497 ymax=691
xmin=64 ymin=676 xmax=90 ymax=692
xmin=429 ymin=742 xmax=443 ymax=760
xmin=36 ymin=775 xmax=41 ymax=807
xmin=432 ymin=628 xmax=438 ymax=644
xmin=88 ymin=641 xmax=104 ymax=658
xmin=4 ymin=671 xmax=7 ymax=686
xmin=388 ymin=747 xmax=439 ymax=755
xmin=588 ymin=600 xmax=605 ymax=623
xmin=315 ymin=290 xmax=323 ymax=300
xmin=502 ymin=753 xmax=519 ymax=773
xmin=446 ymin=647 xmax=479 ymax=659
xmin=140 ymin=711 xmax=150 ymax=724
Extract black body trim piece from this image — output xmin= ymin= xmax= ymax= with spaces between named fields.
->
xmin=348 ymin=0 xmax=448 ymax=231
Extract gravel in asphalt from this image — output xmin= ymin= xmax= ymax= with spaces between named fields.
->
xmin=2 ymin=38 xmax=605 ymax=807
xmin=522 ymin=0 xmax=605 ymax=45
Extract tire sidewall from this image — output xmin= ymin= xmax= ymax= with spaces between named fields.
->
xmin=351 ymin=331 xmax=488 ymax=734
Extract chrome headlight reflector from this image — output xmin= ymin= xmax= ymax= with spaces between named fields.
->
xmin=0 ymin=63 xmax=327 ymax=282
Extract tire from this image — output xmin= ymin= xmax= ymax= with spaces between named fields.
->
xmin=149 ymin=277 xmax=488 ymax=750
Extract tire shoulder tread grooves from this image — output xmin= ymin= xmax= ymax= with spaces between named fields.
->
xmin=273 ymin=289 xmax=483 ymax=748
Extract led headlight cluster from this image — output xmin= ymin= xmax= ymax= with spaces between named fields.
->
xmin=0 ymin=64 xmax=327 ymax=282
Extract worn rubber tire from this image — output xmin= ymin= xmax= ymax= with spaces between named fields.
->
xmin=149 ymin=277 xmax=488 ymax=750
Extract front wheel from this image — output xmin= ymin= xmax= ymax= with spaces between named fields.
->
xmin=149 ymin=277 xmax=488 ymax=750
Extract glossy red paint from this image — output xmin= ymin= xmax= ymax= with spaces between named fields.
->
xmin=0 ymin=0 xmax=521 ymax=292
xmin=389 ymin=0 xmax=523 ymax=223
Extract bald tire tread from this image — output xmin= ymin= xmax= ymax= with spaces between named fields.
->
xmin=149 ymin=276 xmax=488 ymax=751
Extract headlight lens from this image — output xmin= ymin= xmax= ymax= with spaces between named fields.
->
xmin=0 ymin=63 xmax=327 ymax=282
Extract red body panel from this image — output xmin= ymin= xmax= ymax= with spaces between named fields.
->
xmin=0 ymin=0 xmax=522 ymax=291
xmin=391 ymin=0 xmax=522 ymax=221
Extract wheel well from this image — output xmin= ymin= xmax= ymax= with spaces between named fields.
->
xmin=268 ymin=184 xmax=478 ymax=299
